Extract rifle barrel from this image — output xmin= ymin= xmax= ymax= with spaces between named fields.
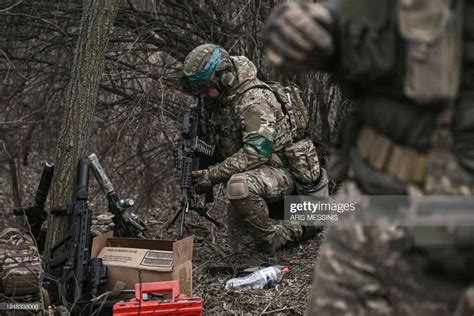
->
xmin=88 ymin=153 xmax=114 ymax=195
xmin=34 ymin=162 xmax=55 ymax=206
xmin=76 ymin=159 xmax=89 ymax=201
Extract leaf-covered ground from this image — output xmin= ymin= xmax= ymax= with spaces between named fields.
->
xmin=157 ymin=204 xmax=324 ymax=315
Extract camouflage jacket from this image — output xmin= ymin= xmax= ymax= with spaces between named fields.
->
xmin=203 ymin=56 xmax=293 ymax=184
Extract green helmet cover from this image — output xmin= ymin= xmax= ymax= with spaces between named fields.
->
xmin=182 ymin=44 xmax=232 ymax=92
xmin=186 ymin=47 xmax=221 ymax=83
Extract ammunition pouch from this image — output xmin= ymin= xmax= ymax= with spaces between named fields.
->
xmin=399 ymin=0 xmax=462 ymax=103
xmin=284 ymin=139 xmax=321 ymax=184
xmin=357 ymin=126 xmax=428 ymax=185
xmin=351 ymin=148 xmax=408 ymax=195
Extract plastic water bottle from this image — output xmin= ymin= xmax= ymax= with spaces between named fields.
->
xmin=225 ymin=266 xmax=289 ymax=291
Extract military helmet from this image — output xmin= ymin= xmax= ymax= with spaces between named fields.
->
xmin=182 ymin=44 xmax=235 ymax=93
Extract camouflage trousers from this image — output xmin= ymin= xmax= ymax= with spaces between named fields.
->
xmin=226 ymin=165 xmax=303 ymax=253
xmin=306 ymin=149 xmax=474 ymax=315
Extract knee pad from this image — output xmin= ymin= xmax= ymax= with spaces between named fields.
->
xmin=226 ymin=174 xmax=250 ymax=200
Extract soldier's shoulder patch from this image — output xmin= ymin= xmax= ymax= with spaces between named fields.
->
xmin=242 ymin=107 xmax=261 ymax=132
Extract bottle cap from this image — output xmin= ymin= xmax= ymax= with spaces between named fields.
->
xmin=283 ymin=267 xmax=289 ymax=274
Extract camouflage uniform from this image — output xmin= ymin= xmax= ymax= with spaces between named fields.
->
xmin=264 ymin=0 xmax=474 ymax=314
xmin=183 ymin=44 xmax=326 ymax=252
xmin=200 ymin=55 xmax=304 ymax=252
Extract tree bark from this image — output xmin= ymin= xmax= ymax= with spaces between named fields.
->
xmin=44 ymin=0 xmax=119 ymax=259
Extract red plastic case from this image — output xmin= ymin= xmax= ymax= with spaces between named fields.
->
xmin=113 ymin=281 xmax=202 ymax=315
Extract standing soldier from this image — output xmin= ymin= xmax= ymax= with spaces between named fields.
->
xmin=181 ymin=44 xmax=327 ymax=255
xmin=264 ymin=0 xmax=474 ymax=315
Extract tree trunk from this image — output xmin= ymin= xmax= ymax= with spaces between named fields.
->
xmin=44 ymin=0 xmax=119 ymax=259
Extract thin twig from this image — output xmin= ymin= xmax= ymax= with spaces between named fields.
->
xmin=261 ymin=305 xmax=302 ymax=315
xmin=0 ymin=0 xmax=23 ymax=13
xmin=260 ymin=288 xmax=287 ymax=314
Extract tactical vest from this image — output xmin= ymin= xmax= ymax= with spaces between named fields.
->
xmin=329 ymin=0 xmax=474 ymax=272
xmin=236 ymin=82 xmax=322 ymax=186
xmin=206 ymin=78 xmax=293 ymax=160
xmin=330 ymin=0 xmax=474 ymax=188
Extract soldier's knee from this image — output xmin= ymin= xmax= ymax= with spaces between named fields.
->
xmin=226 ymin=173 xmax=250 ymax=200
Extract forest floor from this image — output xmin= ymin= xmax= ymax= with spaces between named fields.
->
xmin=1 ymin=192 xmax=323 ymax=315
xmin=156 ymin=202 xmax=324 ymax=315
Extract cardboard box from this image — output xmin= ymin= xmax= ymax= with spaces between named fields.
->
xmin=91 ymin=232 xmax=193 ymax=296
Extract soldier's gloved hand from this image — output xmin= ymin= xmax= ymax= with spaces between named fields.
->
xmin=191 ymin=169 xmax=213 ymax=193
xmin=263 ymin=2 xmax=335 ymax=71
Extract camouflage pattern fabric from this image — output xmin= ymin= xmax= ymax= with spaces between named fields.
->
xmin=91 ymin=213 xmax=115 ymax=237
xmin=0 ymin=228 xmax=42 ymax=297
xmin=227 ymin=165 xmax=303 ymax=250
xmin=307 ymin=225 xmax=466 ymax=315
xmin=199 ymin=56 xmax=308 ymax=252
xmin=262 ymin=0 xmax=474 ymax=313
xmin=307 ymin=150 xmax=474 ymax=315
xmin=307 ymin=190 xmax=474 ymax=315
xmin=204 ymin=56 xmax=294 ymax=184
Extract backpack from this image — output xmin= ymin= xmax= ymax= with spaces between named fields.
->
xmin=241 ymin=82 xmax=310 ymax=141
xmin=0 ymin=228 xmax=42 ymax=297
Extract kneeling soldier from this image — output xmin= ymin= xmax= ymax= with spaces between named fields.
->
xmin=181 ymin=44 xmax=327 ymax=255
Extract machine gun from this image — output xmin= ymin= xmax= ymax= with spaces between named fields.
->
xmin=168 ymin=96 xmax=223 ymax=238
xmin=47 ymin=159 xmax=106 ymax=309
xmin=13 ymin=162 xmax=55 ymax=246
xmin=88 ymin=153 xmax=149 ymax=239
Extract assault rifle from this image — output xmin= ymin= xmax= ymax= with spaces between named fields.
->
xmin=47 ymin=159 xmax=106 ymax=309
xmin=13 ymin=162 xmax=55 ymax=245
xmin=168 ymin=96 xmax=223 ymax=238
xmin=88 ymin=153 xmax=149 ymax=239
